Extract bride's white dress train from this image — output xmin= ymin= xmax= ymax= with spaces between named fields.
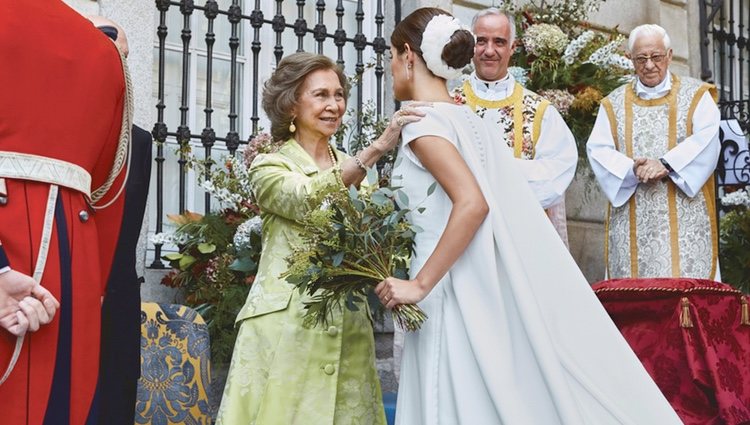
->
xmin=392 ymin=103 xmax=682 ymax=424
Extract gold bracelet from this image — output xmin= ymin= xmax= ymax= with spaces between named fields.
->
xmin=353 ymin=155 xmax=367 ymax=172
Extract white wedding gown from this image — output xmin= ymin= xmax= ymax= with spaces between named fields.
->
xmin=392 ymin=102 xmax=682 ymax=425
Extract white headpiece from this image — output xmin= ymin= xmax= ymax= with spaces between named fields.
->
xmin=420 ymin=14 xmax=467 ymax=80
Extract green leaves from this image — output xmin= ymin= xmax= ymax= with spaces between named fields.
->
xmin=398 ymin=190 xmax=409 ymax=206
xmin=158 ymin=209 xmax=260 ymax=369
xmin=719 ymin=208 xmax=750 ymax=294
xmin=197 ymin=243 xmax=216 ymax=254
xmin=427 ymin=182 xmax=437 ymax=196
xmin=229 ymin=256 xmax=256 ymax=273
xmin=179 ymin=254 xmax=196 ymax=269
xmin=283 ymin=183 xmax=426 ymax=329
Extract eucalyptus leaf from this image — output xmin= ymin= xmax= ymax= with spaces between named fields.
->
xmin=366 ymin=166 xmax=378 ymax=185
xmin=371 ymin=191 xmax=389 ymax=206
xmin=426 ymin=181 xmax=437 ymax=196
xmin=348 ymin=185 xmax=360 ymax=201
xmin=397 ymin=190 xmax=409 ymax=206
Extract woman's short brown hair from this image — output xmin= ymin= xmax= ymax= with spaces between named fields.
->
xmin=262 ymin=52 xmax=350 ymax=142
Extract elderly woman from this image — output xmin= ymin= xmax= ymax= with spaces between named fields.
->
xmin=215 ymin=52 xmax=423 ymax=424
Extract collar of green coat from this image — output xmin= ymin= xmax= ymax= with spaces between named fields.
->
xmin=279 ymin=138 xmax=342 ymax=176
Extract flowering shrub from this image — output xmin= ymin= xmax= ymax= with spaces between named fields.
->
xmin=505 ymin=0 xmax=632 ymax=160
xmin=719 ymin=187 xmax=750 ymax=293
xmin=153 ymin=132 xmax=282 ymax=367
xmin=522 ymin=23 xmax=568 ymax=57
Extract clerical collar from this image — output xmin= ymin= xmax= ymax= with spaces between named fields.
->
xmin=469 ymin=72 xmax=515 ymax=101
xmin=635 ymin=72 xmax=672 ymax=100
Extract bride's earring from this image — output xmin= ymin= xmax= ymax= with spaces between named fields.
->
xmin=289 ymin=117 xmax=296 ymax=133
xmin=405 ymin=63 xmax=412 ymax=80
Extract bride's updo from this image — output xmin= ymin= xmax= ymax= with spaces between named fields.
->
xmin=391 ymin=7 xmax=474 ymax=80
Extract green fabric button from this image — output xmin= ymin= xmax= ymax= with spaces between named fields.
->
xmin=326 ymin=326 xmax=339 ymax=336
xmin=323 ymin=364 xmax=335 ymax=375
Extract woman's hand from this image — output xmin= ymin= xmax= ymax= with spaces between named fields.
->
xmin=375 ymin=277 xmax=428 ymax=310
xmin=340 ymin=102 xmax=430 ymax=186
xmin=371 ymin=102 xmax=431 ymax=154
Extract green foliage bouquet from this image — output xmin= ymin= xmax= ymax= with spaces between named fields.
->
xmin=282 ymin=170 xmax=429 ymax=331
xmin=719 ymin=187 xmax=750 ymax=293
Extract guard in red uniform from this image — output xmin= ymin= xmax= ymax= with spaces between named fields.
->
xmin=0 ymin=1 xmax=131 ymax=424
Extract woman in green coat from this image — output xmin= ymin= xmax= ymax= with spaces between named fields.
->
xmin=215 ymin=52 xmax=424 ymax=425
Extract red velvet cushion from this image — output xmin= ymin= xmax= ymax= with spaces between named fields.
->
xmin=593 ymin=278 xmax=750 ymax=425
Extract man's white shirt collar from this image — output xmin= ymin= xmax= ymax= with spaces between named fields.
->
xmin=469 ymin=72 xmax=515 ymax=101
xmin=635 ymin=72 xmax=672 ymax=100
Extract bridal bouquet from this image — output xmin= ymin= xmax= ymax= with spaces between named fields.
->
xmin=282 ymin=170 xmax=428 ymax=331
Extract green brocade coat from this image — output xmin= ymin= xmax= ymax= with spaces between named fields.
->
xmin=215 ymin=139 xmax=386 ymax=425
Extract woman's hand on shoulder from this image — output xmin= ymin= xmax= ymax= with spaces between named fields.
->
xmin=375 ymin=276 xmax=428 ymax=310
xmin=372 ymin=102 xmax=432 ymax=153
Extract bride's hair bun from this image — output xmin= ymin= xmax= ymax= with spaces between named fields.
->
xmin=442 ymin=28 xmax=475 ymax=70
xmin=391 ymin=7 xmax=472 ymax=80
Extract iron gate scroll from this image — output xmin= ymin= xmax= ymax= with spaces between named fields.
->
xmin=700 ymin=0 xmax=750 ymax=221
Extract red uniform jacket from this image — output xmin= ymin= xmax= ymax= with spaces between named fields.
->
xmin=0 ymin=1 xmax=128 ymax=424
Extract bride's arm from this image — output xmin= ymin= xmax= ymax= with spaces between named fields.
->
xmin=375 ymin=135 xmax=488 ymax=309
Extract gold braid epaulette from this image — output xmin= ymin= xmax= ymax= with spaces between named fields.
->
xmin=91 ymin=50 xmax=133 ymax=209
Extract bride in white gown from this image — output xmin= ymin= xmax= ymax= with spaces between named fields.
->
xmin=374 ymin=8 xmax=683 ymax=425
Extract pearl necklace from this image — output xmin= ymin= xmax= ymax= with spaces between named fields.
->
xmin=327 ymin=144 xmax=337 ymax=167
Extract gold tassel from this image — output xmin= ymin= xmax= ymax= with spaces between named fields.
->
xmin=680 ymin=297 xmax=693 ymax=328
xmin=741 ymin=297 xmax=750 ymax=326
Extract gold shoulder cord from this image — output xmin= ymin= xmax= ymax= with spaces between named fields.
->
xmin=91 ymin=51 xmax=133 ymax=210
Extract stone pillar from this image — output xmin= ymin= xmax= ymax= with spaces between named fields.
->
xmin=62 ymin=0 xmax=100 ymax=16
xmin=98 ymin=0 xmax=156 ymax=284
xmin=659 ymin=0 xmax=691 ymax=76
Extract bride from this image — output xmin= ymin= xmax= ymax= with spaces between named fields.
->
xmin=374 ymin=7 xmax=683 ymax=425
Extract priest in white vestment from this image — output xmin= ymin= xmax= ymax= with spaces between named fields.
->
xmin=587 ymin=24 xmax=721 ymax=279
xmin=452 ymin=8 xmax=577 ymax=247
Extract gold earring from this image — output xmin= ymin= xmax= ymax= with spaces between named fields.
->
xmin=289 ymin=118 xmax=296 ymax=133
xmin=405 ymin=63 xmax=412 ymax=80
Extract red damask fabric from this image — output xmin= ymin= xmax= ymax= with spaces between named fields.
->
xmin=594 ymin=278 xmax=750 ymax=425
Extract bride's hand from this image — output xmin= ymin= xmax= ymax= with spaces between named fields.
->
xmin=375 ymin=276 xmax=428 ymax=310
xmin=372 ymin=102 xmax=431 ymax=153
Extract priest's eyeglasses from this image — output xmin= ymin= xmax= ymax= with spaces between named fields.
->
xmin=634 ymin=53 xmax=667 ymax=66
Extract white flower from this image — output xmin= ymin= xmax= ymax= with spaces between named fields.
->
xmin=722 ymin=189 xmax=750 ymax=207
xmin=508 ymin=66 xmax=529 ymax=87
xmin=563 ymin=30 xmax=595 ymax=65
xmin=522 ymin=24 xmax=568 ymax=57
xmin=233 ymin=216 xmax=263 ymax=251
xmin=149 ymin=232 xmax=173 ymax=245
xmin=607 ymin=53 xmax=634 ymax=70
xmin=587 ymin=37 xmax=625 ymax=66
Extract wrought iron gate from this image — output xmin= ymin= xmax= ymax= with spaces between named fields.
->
xmin=700 ymin=0 xmax=750 ymax=206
